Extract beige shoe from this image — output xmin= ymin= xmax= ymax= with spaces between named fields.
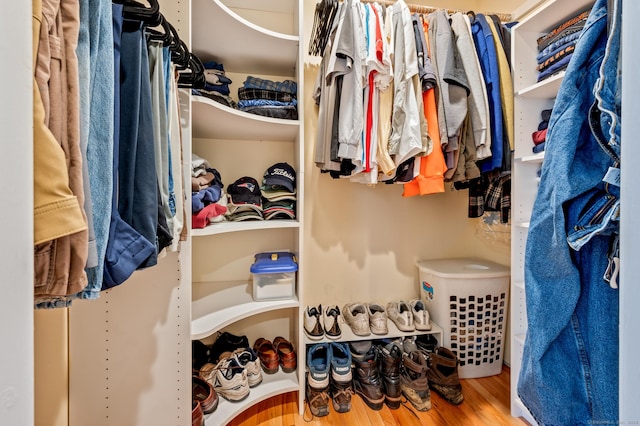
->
xmin=409 ymin=299 xmax=432 ymax=331
xmin=387 ymin=301 xmax=414 ymax=332
xmin=342 ymin=303 xmax=371 ymax=336
xmin=366 ymin=303 xmax=388 ymax=335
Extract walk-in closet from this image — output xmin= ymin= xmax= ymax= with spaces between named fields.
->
xmin=2 ymin=0 xmax=639 ymax=425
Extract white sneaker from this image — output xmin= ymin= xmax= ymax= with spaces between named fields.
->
xmin=366 ymin=303 xmax=388 ymax=335
xmin=342 ymin=303 xmax=371 ymax=336
xmin=409 ymin=299 xmax=432 ymax=331
xmin=304 ymin=304 xmax=324 ymax=340
xmin=234 ymin=348 xmax=263 ymax=387
xmin=200 ymin=357 xmax=250 ymax=402
xmin=387 ymin=301 xmax=414 ymax=332
xmin=323 ymin=305 xmax=342 ymax=340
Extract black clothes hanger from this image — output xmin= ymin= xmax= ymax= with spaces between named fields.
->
xmin=308 ymin=0 xmax=338 ymax=56
xmin=113 ymin=0 xmax=162 ymax=26
xmin=467 ymin=10 xmax=477 ymax=23
xmin=147 ymin=14 xmax=173 ymax=46
xmin=177 ymin=53 xmax=206 ymax=89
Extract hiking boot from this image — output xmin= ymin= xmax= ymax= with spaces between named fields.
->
xmin=306 ymin=377 xmax=330 ymax=417
xmin=427 ymin=347 xmax=464 ymax=405
xmin=330 ymin=342 xmax=353 ymax=413
xmin=400 ymin=350 xmax=431 ymax=411
xmin=379 ymin=343 xmax=403 ymax=409
xmin=306 ymin=343 xmax=331 ymax=417
xmin=416 ymin=333 xmax=439 ymax=354
xmin=349 ymin=341 xmax=385 ymax=410
xmin=304 ymin=305 xmax=324 ymax=340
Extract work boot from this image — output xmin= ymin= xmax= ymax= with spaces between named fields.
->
xmin=329 ymin=342 xmax=353 ymax=413
xmin=349 ymin=341 xmax=385 ymax=410
xmin=401 ymin=350 xmax=431 ymax=411
xmin=379 ymin=343 xmax=403 ymax=409
xmin=427 ymin=347 xmax=464 ymax=405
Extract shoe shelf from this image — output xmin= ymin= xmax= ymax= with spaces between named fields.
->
xmin=192 ymin=96 xmax=300 ymax=141
xmin=204 ymin=369 xmax=298 ymax=426
xmin=192 ymin=280 xmax=299 ymax=340
xmin=304 ymin=321 xmax=444 ymax=346
xmin=191 ymin=219 xmax=300 ymax=237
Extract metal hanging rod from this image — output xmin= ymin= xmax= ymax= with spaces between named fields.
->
xmin=359 ymin=0 xmax=512 ymax=22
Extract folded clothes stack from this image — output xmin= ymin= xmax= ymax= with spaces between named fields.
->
xmin=191 ymin=153 xmax=227 ymax=228
xmin=535 ymin=9 xmax=590 ymax=82
xmin=531 ymin=108 xmax=553 ymax=154
xmin=238 ymin=76 xmax=298 ymax=120
xmin=192 ymin=61 xmax=237 ymax=108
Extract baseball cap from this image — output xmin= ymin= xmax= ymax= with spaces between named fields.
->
xmin=263 ymin=162 xmax=296 ymax=193
xmin=227 ymin=176 xmax=262 ymax=207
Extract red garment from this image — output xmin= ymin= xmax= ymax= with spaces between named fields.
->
xmin=192 ymin=203 xmax=227 ymax=229
xmin=532 ymin=128 xmax=548 ymax=145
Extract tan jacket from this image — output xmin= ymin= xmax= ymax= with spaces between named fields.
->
xmin=33 ymin=0 xmax=88 ymax=299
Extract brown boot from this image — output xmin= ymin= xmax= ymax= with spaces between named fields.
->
xmin=427 ymin=347 xmax=464 ymax=405
xmin=400 ymin=351 xmax=431 ymax=411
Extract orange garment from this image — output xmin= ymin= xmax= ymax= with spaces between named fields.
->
xmin=403 ymin=87 xmax=447 ymax=196
xmin=403 ymin=17 xmax=447 ymax=197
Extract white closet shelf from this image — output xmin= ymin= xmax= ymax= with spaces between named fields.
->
xmin=513 ymin=280 xmax=526 ymax=291
xmin=516 ymin=71 xmax=565 ymax=98
xmin=304 ymin=321 xmax=443 ymax=345
xmin=191 ymin=219 xmax=300 ymax=237
xmin=192 ymin=280 xmax=299 ymax=340
xmin=514 ymin=222 xmax=531 ymax=229
xmin=192 ymin=0 xmax=299 ymax=76
xmin=516 ymin=0 xmax=593 ymax=33
xmin=204 ymin=369 xmax=298 ymax=426
xmin=192 ymin=95 xmax=300 ymax=141
xmin=517 ymin=152 xmax=545 ymax=163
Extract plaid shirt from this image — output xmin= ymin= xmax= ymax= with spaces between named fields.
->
xmin=238 ymin=87 xmax=295 ymax=102
xmin=467 ymin=172 xmax=511 ymax=223
xmin=243 ymin=76 xmax=297 ymax=95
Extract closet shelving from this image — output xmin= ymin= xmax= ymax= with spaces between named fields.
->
xmin=190 ymin=0 xmax=304 ymax=424
xmin=303 ymin=320 xmax=444 ymax=345
xmin=510 ymin=0 xmax=594 ymax=424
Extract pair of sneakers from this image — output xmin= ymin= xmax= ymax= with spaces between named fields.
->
xmin=342 ymin=302 xmax=388 ymax=336
xmin=306 ymin=342 xmax=353 ymax=417
xmin=304 ymin=304 xmax=342 ymax=340
xmin=387 ymin=299 xmax=431 ymax=332
xmin=199 ymin=347 xmax=262 ymax=403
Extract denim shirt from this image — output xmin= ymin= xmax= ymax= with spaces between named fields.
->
xmin=519 ymin=0 xmax=621 ymax=424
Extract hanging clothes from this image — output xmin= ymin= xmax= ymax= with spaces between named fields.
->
xmin=519 ymin=0 xmax=620 ymax=423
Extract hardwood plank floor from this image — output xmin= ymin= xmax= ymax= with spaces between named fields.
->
xmin=229 ymin=365 xmax=530 ymax=426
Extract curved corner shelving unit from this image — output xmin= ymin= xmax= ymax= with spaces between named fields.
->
xmin=191 ymin=280 xmax=299 ymax=340
xmin=191 ymin=95 xmax=299 ymax=140
xmin=192 ymin=0 xmax=299 ymax=76
xmin=191 ymin=219 xmax=300 ymax=237
xmin=205 ymin=370 xmax=299 ymax=426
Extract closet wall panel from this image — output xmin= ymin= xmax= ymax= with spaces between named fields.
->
xmin=0 ymin=3 xmax=33 ymax=425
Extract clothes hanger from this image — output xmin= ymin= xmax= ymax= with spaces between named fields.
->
xmin=113 ymin=0 xmax=162 ymax=26
xmin=147 ymin=13 xmax=173 ymax=46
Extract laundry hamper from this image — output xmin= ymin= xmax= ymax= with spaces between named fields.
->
xmin=417 ymin=258 xmax=510 ymax=379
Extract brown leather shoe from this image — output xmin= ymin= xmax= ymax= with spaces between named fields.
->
xmin=273 ymin=336 xmax=297 ymax=373
xmin=253 ymin=337 xmax=280 ymax=374
xmin=193 ymin=375 xmax=218 ymax=414
xmin=192 ymin=400 xmax=204 ymax=426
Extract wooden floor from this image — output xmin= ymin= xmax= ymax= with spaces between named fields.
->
xmin=229 ymin=365 xmax=530 ymax=426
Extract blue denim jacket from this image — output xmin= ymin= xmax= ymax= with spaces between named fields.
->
xmin=519 ymin=0 xmax=621 ymax=424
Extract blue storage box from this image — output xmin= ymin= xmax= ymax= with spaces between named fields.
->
xmin=250 ymin=252 xmax=298 ymax=301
